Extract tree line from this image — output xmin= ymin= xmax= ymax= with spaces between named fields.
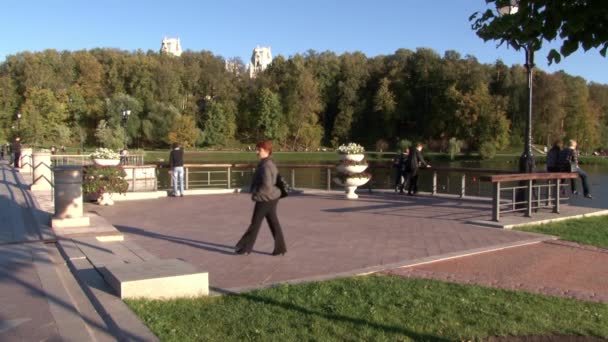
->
xmin=0 ymin=47 xmax=606 ymax=153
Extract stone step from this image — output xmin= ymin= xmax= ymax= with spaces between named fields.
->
xmin=101 ymin=259 xmax=208 ymax=299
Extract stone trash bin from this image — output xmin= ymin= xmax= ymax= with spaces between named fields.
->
xmin=30 ymin=151 xmax=52 ymax=191
xmin=20 ymin=147 xmax=33 ymax=173
xmin=52 ymin=165 xmax=90 ymax=228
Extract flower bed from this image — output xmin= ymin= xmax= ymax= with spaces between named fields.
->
xmin=82 ymin=165 xmax=128 ymax=199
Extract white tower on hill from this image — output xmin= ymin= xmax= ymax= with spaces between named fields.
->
xmin=160 ymin=37 xmax=182 ymax=57
xmin=248 ymin=46 xmax=272 ymax=78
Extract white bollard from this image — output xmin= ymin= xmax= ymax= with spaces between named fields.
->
xmin=30 ymin=151 xmax=52 ymax=191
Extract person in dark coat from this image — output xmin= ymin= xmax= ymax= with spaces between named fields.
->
xmin=11 ymin=137 xmax=22 ymax=169
xmin=169 ymin=142 xmax=185 ymax=197
xmin=406 ymin=143 xmax=430 ymax=196
xmin=546 ymin=140 xmax=562 ymax=172
xmin=0 ymin=143 xmax=5 ymax=160
xmin=393 ymin=148 xmax=409 ymax=193
xmin=235 ymin=140 xmax=287 ymax=256
xmin=558 ymin=139 xmax=592 ymax=198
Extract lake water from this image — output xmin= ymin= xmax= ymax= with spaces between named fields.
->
xmin=157 ymin=160 xmax=608 ymax=210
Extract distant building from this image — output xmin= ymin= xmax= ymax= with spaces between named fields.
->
xmin=225 ymin=59 xmax=242 ymax=76
xmin=248 ymin=46 xmax=272 ymax=78
xmin=160 ymin=37 xmax=182 ymax=57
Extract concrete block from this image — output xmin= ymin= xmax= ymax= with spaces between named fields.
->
xmin=51 ymin=216 xmax=91 ymax=229
xmin=103 ymin=259 xmax=208 ymax=299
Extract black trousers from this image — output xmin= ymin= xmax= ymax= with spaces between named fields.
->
xmin=236 ymin=199 xmax=286 ymax=254
xmin=13 ymin=152 xmax=21 ymax=168
xmin=407 ymin=173 xmax=419 ymax=194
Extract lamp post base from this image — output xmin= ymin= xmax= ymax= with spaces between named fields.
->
xmin=519 ymin=153 xmax=535 ymax=173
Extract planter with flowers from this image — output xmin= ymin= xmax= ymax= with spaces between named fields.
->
xmin=90 ymin=148 xmax=121 ymax=166
xmin=82 ymin=165 xmax=129 ymax=205
xmin=334 ymin=143 xmax=371 ymax=199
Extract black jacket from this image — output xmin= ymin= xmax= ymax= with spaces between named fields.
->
xmin=557 ymin=147 xmax=577 ymax=171
xmin=406 ymin=149 xmax=428 ymax=176
xmin=11 ymin=141 xmax=21 ymax=154
xmin=169 ymin=147 xmax=184 ymax=168
xmin=546 ymin=146 xmax=561 ymax=171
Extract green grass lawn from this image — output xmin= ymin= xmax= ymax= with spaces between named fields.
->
xmin=516 ymin=215 xmax=608 ymax=249
xmin=126 ymin=275 xmax=608 ymax=341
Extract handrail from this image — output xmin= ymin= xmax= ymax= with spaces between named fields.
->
xmin=481 ymin=172 xmax=577 ymax=182
xmin=480 ymin=172 xmax=578 ymax=221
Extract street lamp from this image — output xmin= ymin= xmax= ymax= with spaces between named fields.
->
xmin=121 ymin=109 xmax=131 ymax=149
xmin=16 ymin=112 xmax=22 ymax=133
xmin=497 ymin=0 xmax=535 ymax=173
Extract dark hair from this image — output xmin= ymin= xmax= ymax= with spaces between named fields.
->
xmin=256 ymin=140 xmax=273 ymax=155
xmin=172 ymin=142 xmax=180 ymax=149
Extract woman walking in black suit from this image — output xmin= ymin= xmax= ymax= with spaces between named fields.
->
xmin=235 ymin=140 xmax=287 ymax=256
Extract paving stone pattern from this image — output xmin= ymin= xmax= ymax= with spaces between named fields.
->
xmin=90 ymin=192 xmax=549 ymax=292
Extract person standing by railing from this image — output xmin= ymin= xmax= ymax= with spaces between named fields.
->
xmin=235 ymin=140 xmax=287 ymax=256
xmin=546 ymin=140 xmax=562 ymax=173
xmin=169 ymin=142 xmax=185 ymax=197
xmin=11 ymin=137 xmax=22 ymax=169
xmin=0 ymin=142 xmax=6 ymax=161
xmin=405 ymin=143 xmax=430 ymax=196
xmin=558 ymin=139 xmax=592 ymax=199
xmin=393 ymin=148 xmax=409 ymax=194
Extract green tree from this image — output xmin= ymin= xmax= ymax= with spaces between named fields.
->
xmin=201 ymin=101 xmax=235 ymax=147
xmin=168 ymin=114 xmax=199 ymax=148
xmin=470 ymin=0 xmax=608 ymax=64
xmin=94 ymin=119 xmax=124 ymax=150
xmin=255 ymin=88 xmax=284 ymax=141
xmin=20 ymin=88 xmax=68 ymax=145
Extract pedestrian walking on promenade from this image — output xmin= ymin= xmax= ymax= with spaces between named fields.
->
xmin=406 ymin=143 xmax=431 ymax=196
xmin=169 ymin=142 xmax=185 ymax=197
xmin=235 ymin=140 xmax=287 ymax=256
xmin=11 ymin=137 xmax=22 ymax=169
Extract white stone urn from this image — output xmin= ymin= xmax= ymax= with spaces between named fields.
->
xmin=93 ymin=159 xmax=120 ymax=166
xmin=339 ymin=153 xmax=365 ymax=162
xmin=334 ymin=143 xmax=370 ymax=199
xmin=336 ymin=163 xmax=368 ymax=174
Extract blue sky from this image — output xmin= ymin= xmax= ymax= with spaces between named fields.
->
xmin=2 ymin=0 xmax=606 ymax=84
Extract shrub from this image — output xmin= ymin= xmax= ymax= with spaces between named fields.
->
xmin=448 ymin=138 xmax=463 ymax=160
xmin=397 ymin=139 xmax=412 ymax=153
xmin=375 ymin=139 xmax=389 ymax=152
xmin=82 ymin=166 xmax=128 ymax=195
xmin=479 ymin=141 xmax=497 ymax=160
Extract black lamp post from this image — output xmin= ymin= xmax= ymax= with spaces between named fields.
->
xmin=16 ymin=112 xmax=22 ymax=134
xmin=497 ymin=0 xmax=535 ymax=173
xmin=121 ymin=109 xmax=131 ymax=149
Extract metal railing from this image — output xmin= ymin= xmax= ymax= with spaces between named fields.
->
xmin=50 ymin=154 xmax=144 ymax=166
xmin=156 ymin=163 xmax=513 ymax=197
xmin=481 ymin=173 xmax=579 ymax=221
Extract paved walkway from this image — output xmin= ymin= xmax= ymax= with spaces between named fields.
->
xmin=0 ymin=162 xmax=157 ymax=341
xmin=89 ymin=192 xmax=560 ymax=292
xmin=385 ymin=239 xmax=608 ymax=303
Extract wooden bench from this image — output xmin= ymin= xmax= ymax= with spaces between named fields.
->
xmin=481 ymin=173 xmax=578 ymax=222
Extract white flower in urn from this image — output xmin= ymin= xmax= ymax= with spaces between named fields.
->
xmin=337 ymin=143 xmax=365 ymax=155
xmin=90 ymin=148 xmax=120 ymax=160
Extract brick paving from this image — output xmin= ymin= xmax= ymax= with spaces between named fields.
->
xmin=385 ymin=239 xmax=608 ymax=304
xmin=89 ymin=192 xmax=553 ymax=292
